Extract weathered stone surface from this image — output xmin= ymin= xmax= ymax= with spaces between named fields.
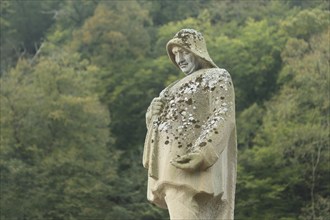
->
xmin=143 ymin=29 xmax=237 ymax=219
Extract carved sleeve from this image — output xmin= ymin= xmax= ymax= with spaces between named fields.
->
xmin=146 ymin=105 xmax=152 ymax=130
xmin=191 ymin=70 xmax=236 ymax=170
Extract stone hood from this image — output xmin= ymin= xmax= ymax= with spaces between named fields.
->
xmin=166 ymin=29 xmax=218 ymax=69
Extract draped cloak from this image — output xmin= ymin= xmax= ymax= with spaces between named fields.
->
xmin=143 ymin=67 xmax=237 ymax=218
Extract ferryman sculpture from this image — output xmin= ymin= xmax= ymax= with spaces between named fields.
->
xmin=143 ymin=29 xmax=237 ymax=219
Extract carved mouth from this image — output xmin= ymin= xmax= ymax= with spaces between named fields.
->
xmin=179 ymin=63 xmax=188 ymax=68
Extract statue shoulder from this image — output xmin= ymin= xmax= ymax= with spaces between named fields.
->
xmin=200 ymin=68 xmax=232 ymax=85
xmin=202 ymin=68 xmax=231 ymax=77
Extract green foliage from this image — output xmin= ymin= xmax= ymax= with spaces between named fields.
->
xmin=55 ymin=0 xmax=100 ymax=27
xmin=102 ymin=56 xmax=177 ymax=150
xmin=106 ymin=150 xmax=169 ymax=219
xmin=207 ymin=0 xmax=291 ymax=25
xmin=237 ymin=103 xmax=265 ymax=149
xmin=281 ymin=9 xmax=330 ymax=40
xmin=0 ymin=51 xmax=119 ymax=219
xmin=1 ymin=1 xmax=329 ymax=219
xmin=0 ymin=0 xmax=62 ymax=73
xmin=70 ymin=1 xmax=152 ymax=65
xmin=236 ymin=27 xmax=329 ymax=219
xmin=212 ymin=18 xmax=285 ymax=110
xmin=145 ymin=0 xmax=212 ymax=26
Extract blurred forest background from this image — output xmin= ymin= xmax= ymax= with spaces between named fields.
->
xmin=0 ymin=0 xmax=329 ymax=219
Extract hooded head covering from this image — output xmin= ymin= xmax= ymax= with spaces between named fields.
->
xmin=166 ymin=29 xmax=218 ymax=70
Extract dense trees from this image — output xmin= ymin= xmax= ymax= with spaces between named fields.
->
xmin=1 ymin=0 xmax=328 ymax=219
xmin=0 ymin=47 xmax=120 ymax=219
xmin=236 ymin=9 xmax=329 ymax=220
xmin=237 ymin=29 xmax=329 ymax=219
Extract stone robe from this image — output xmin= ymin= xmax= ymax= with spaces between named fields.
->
xmin=143 ymin=68 xmax=237 ymax=217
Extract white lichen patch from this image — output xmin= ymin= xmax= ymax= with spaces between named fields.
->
xmin=155 ymin=68 xmax=233 ymax=152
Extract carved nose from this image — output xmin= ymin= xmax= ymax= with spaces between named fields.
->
xmin=178 ymin=54 xmax=185 ymax=63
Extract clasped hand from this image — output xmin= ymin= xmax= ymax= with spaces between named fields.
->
xmin=171 ymin=152 xmax=204 ymax=172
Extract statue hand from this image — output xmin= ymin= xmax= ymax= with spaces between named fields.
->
xmin=170 ymin=152 xmax=203 ymax=172
xmin=147 ymin=97 xmax=165 ymax=122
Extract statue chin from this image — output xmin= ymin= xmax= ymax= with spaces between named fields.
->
xmin=180 ymin=64 xmax=197 ymax=75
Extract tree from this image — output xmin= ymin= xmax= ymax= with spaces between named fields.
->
xmin=0 ymin=47 xmax=119 ymax=219
xmin=0 ymin=0 xmax=62 ymax=73
xmin=70 ymin=1 xmax=152 ymax=66
xmin=144 ymin=0 xmax=212 ymax=26
xmin=235 ymin=26 xmax=329 ymax=220
xmin=1 ymin=1 xmax=329 ymax=219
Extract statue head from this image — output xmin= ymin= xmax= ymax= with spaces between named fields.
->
xmin=166 ymin=29 xmax=217 ymax=74
xmin=171 ymin=46 xmax=198 ymax=75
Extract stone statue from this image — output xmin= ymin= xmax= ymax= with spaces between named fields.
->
xmin=143 ymin=29 xmax=237 ymax=219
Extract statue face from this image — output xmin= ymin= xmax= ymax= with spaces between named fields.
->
xmin=172 ymin=46 xmax=197 ymax=75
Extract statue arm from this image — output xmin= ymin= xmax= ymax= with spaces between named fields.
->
xmin=171 ymin=70 xmax=235 ymax=171
xmin=195 ymin=70 xmax=235 ymax=170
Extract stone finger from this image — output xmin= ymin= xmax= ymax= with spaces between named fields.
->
xmin=152 ymin=103 xmax=163 ymax=108
xmin=153 ymin=106 xmax=163 ymax=111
